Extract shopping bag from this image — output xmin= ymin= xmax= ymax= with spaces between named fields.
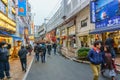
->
xmin=103 ymin=69 xmax=116 ymax=78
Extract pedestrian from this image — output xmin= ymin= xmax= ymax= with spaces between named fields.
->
xmin=0 ymin=42 xmax=11 ymax=80
xmin=41 ymin=43 xmax=46 ymax=63
xmin=18 ymin=45 xmax=28 ymax=72
xmin=102 ymin=46 xmax=116 ymax=80
xmin=105 ymin=34 xmax=116 ymax=71
xmin=28 ymin=44 xmax=33 ymax=55
xmin=47 ymin=42 xmax=52 ymax=56
xmin=34 ymin=43 xmax=41 ymax=62
xmin=26 ymin=44 xmax=33 ymax=56
xmin=88 ymin=41 xmax=104 ymax=80
xmin=4 ymin=43 xmax=11 ymax=79
xmin=105 ymin=34 xmax=116 ymax=58
xmin=53 ymin=43 xmax=57 ymax=55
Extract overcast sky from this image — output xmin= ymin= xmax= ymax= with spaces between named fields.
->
xmin=29 ymin=0 xmax=59 ymax=25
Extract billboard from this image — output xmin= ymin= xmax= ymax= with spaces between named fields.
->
xmin=18 ymin=0 xmax=26 ymax=16
xmin=90 ymin=0 xmax=120 ymax=28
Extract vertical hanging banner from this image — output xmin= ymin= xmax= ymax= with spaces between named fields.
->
xmin=90 ymin=1 xmax=96 ymax=23
xmin=18 ymin=0 xmax=26 ymax=16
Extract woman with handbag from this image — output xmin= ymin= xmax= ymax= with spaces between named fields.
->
xmin=103 ymin=46 xmax=116 ymax=80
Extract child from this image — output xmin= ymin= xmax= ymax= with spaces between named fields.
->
xmin=103 ymin=46 xmax=116 ymax=80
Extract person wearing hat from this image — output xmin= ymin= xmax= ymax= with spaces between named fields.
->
xmin=0 ymin=41 xmax=11 ymax=79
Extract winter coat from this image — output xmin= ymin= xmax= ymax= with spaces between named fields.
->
xmin=53 ymin=43 xmax=57 ymax=49
xmin=47 ymin=44 xmax=52 ymax=51
xmin=0 ymin=48 xmax=8 ymax=62
xmin=18 ymin=48 xmax=28 ymax=59
xmin=34 ymin=45 xmax=42 ymax=53
xmin=88 ymin=48 xmax=103 ymax=65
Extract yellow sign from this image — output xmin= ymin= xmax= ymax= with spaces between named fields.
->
xmin=12 ymin=7 xmax=16 ymax=14
xmin=0 ymin=12 xmax=16 ymax=27
xmin=2 ymin=0 xmax=8 ymax=5
xmin=29 ymin=36 xmax=34 ymax=40
xmin=0 ymin=19 xmax=16 ymax=31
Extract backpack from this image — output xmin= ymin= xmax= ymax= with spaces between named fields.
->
xmin=34 ymin=45 xmax=40 ymax=53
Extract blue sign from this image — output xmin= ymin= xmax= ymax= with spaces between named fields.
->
xmin=95 ymin=0 xmax=120 ymax=28
xmin=96 ymin=16 xmax=120 ymax=28
xmin=90 ymin=1 xmax=96 ymax=23
xmin=18 ymin=0 xmax=26 ymax=16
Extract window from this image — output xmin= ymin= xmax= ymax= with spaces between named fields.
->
xmin=81 ymin=17 xmax=88 ymax=27
xmin=0 ymin=1 xmax=6 ymax=14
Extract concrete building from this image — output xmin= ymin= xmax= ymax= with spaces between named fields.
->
xmin=46 ymin=0 xmax=95 ymax=57
xmin=38 ymin=24 xmax=46 ymax=40
xmin=34 ymin=25 xmax=40 ymax=40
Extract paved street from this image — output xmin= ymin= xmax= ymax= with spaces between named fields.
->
xmin=26 ymin=53 xmax=120 ymax=80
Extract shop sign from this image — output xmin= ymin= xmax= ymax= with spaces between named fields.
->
xmin=19 ymin=26 xmax=24 ymax=34
xmin=8 ymin=0 xmax=13 ymax=19
xmin=96 ymin=16 xmax=120 ymax=28
xmin=18 ymin=0 xmax=26 ymax=16
xmin=0 ymin=1 xmax=6 ymax=14
xmin=56 ymin=29 xmax=60 ymax=37
xmin=90 ymin=1 xmax=96 ymax=23
xmin=95 ymin=0 xmax=120 ymax=28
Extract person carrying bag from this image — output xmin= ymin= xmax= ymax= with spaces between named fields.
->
xmin=102 ymin=46 xmax=116 ymax=80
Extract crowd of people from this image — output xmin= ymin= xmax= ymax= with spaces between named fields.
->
xmin=88 ymin=34 xmax=117 ymax=80
xmin=0 ymin=40 xmax=58 ymax=80
xmin=34 ymin=42 xmax=57 ymax=63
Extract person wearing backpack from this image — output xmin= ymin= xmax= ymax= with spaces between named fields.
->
xmin=103 ymin=46 xmax=116 ymax=80
xmin=88 ymin=41 xmax=104 ymax=80
xmin=40 ymin=43 xmax=46 ymax=63
xmin=18 ymin=46 xmax=28 ymax=72
xmin=34 ymin=43 xmax=41 ymax=62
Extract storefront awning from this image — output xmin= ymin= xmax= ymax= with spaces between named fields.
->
xmin=0 ymin=30 xmax=23 ymax=41
xmin=0 ymin=30 xmax=10 ymax=36
xmin=89 ymin=25 xmax=120 ymax=34
xmin=11 ymin=35 xmax=23 ymax=41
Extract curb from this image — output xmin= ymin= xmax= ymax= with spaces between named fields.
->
xmin=22 ymin=56 xmax=34 ymax=80
xmin=61 ymin=53 xmax=120 ymax=73
xmin=61 ymin=53 xmax=90 ymax=64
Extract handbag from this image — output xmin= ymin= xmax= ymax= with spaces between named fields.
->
xmin=103 ymin=69 xmax=116 ymax=78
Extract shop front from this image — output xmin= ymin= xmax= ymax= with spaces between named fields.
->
xmin=60 ymin=29 xmax=67 ymax=48
xmin=90 ymin=0 xmax=120 ymax=54
xmin=67 ymin=25 xmax=76 ymax=49
xmin=76 ymin=5 xmax=95 ymax=48
xmin=45 ymin=30 xmax=56 ymax=43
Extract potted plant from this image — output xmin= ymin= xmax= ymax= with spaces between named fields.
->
xmin=77 ymin=47 xmax=90 ymax=60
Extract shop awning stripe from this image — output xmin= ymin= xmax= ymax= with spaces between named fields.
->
xmin=89 ymin=26 xmax=120 ymax=34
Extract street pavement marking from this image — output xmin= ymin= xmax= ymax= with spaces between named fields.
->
xmin=23 ymin=56 xmax=34 ymax=80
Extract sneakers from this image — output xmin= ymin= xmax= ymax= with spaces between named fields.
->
xmin=7 ymin=76 xmax=11 ymax=79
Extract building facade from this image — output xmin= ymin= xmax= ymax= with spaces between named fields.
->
xmin=0 ymin=0 xmax=16 ymax=55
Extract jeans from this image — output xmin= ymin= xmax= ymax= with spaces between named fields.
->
xmin=54 ymin=48 xmax=56 ymax=54
xmin=41 ymin=53 xmax=46 ymax=63
xmin=90 ymin=64 xmax=100 ymax=80
xmin=0 ymin=62 xmax=4 ymax=79
xmin=35 ymin=53 xmax=40 ymax=62
xmin=4 ymin=62 xmax=10 ymax=77
xmin=47 ymin=50 xmax=51 ymax=55
xmin=20 ymin=58 xmax=27 ymax=71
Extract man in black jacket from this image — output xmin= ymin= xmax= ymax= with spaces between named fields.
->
xmin=18 ymin=46 xmax=28 ymax=72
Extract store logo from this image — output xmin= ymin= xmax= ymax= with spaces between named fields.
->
xmin=19 ymin=7 xmax=24 ymax=12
